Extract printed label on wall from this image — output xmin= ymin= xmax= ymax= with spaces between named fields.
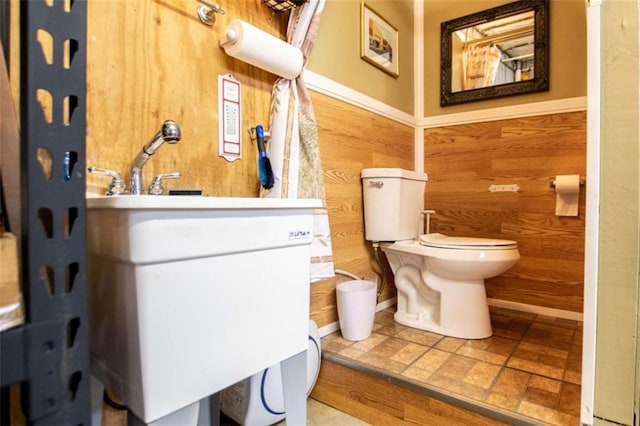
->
xmin=218 ymin=74 xmax=242 ymax=162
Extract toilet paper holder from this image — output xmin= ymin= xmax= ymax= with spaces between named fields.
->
xmin=549 ymin=177 xmax=585 ymax=189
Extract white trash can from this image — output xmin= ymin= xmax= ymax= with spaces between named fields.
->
xmin=336 ymin=280 xmax=377 ymax=341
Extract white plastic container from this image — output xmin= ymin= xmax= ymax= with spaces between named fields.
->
xmin=336 ymin=280 xmax=377 ymax=341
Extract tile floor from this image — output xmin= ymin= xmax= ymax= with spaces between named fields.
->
xmin=321 ymin=306 xmax=582 ymax=426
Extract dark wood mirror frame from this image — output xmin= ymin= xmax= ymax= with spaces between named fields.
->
xmin=0 ymin=0 xmax=9 ymax=68
xmin=440 ymin=0 xmax=549 ymax=107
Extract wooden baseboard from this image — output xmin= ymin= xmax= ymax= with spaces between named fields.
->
xmin=311 ymin=357 xmax=520 ymax=426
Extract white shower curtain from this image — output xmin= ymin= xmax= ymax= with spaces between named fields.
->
xmin=262 ymin=0 xmax=334 ymax=281
xmin=463 ymin=43 xmax=502 ymax=90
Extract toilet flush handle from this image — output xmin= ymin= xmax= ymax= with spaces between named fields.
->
xmin=369 ymin=180 xmax=384 ymax=188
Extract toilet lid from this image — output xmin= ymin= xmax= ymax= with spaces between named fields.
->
xmin=419 ymin=233 xmax=517 ymax=250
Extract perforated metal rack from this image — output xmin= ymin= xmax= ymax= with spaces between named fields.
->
xmin=0 ymin=0 xmax=90 ymax=424
xmin=262 ymin=0 xmax=307 ymax=13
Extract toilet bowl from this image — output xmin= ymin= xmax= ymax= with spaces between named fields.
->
xmin=383 ymin=235 xmax=519 ymax=339
xmin=361 ymin=168 xmax=520 ymax=339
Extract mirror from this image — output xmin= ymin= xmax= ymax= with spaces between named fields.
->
xmin=440 ymin=0 xmax=549 ymax=106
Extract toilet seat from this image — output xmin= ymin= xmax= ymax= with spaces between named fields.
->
xmin=419 ymin=233 xmax=517 ymax=250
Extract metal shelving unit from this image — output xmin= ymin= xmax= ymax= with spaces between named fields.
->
xmin=1 ymin=1 xmax=90 ymax=424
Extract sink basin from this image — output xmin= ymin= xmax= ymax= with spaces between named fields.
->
xmin=87 ymin=195 xmax=322 ymax=422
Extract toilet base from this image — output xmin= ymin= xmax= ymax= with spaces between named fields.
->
xmin=393 ymin=267 xmax=493 ymax=339
xmin=394 ymin=311 xmax=440 ymax=334
xmin=393 ymin=305 xmax=492 ymax=340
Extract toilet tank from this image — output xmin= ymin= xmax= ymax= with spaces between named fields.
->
xmin=361 ymin=168 xmax=428 ymax=242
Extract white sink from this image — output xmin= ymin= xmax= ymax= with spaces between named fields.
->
xmin=86 ymin=195 xmax=322 ymax=423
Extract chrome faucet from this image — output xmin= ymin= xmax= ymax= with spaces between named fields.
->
xmin=130 ymin=120 xmax=182 ymax=195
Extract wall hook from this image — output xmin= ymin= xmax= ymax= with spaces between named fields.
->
xmin=196 ymin=0 xmax=225 ymax=26
xmin=248 ymin=126 xmax=271 ymax=142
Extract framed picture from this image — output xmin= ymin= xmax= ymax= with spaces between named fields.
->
xmin=360 ymin=3 xmax=399 ymax=78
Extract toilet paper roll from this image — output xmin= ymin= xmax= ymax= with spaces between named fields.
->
xmin=554 ymin=174 xmax=581 ymax=216
xmin=220 ymin=19 xmax=304 ymax=79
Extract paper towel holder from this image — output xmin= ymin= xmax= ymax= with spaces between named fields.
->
xmin=549 ymin=177 xmax=585 ymax=189
xmin=196 ymin=0 xmax=225 ymax=26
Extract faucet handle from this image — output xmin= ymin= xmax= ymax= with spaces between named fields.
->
xmin=148 ymin=172 xmax=181 ymax=195
xmin=88 ymin=166 xmax=126 ymax=196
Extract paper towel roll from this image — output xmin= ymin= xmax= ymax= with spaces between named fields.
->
xmin=220 ymin=19 xmax=304 ymax=79
xmin=554 ymin=174 xmax=581 ymax=216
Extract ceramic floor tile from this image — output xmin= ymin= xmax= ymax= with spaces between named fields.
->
xmin=533 ymin=314 xmax=579 ymax=330
xmin=507 ymin=345 xmax=568 ymax=380
xmin=339 ymin=345 xmax=368 ymax=360
xmin=491 ymin=368 xmax=531 ymax=398
xmin=434 ymin=336 xmax=466 ymax=352
xmin=375 ymin=323 xmax=406 ymax=337
xmin=523 ymin=323 xmax=575 ymax=351
xmin=322 ymin=307 xmax=583 ymax=426
xmin=566 ymin=343 xmax=582 ymax=371
xmin=427 ymin=373 xmax=488 ymax=401
xmin=322 ymin=339 xmax=349 ymax=353
xmin=401 ymin=364 xmax=434 ymax=383
xmin=390 ymin=341 xmax=428 ymax=365
xmin=456 ymin=336 xmax=518 ymax=365
xmin=523 ymin=387 xmax=559 ymax=409
xmin=517 ymin=400 xmax=581 ymax=426
xmin=528 ymin=375 xmax=562 ymax=394
xmin=357 ymin=352 xmax=409 ymax=374
xmin=367 ymin=336 xmax=411 ymax=358
xmin=372 ymin=311 xmax=397 ymax=328
xmin=366 ymin=337 xmax=429 ymax=368
xmin=410 ymin=348 xmax=452 ymax=373
xmin=490 ymin=307 xmax=536 ymax=340
xmin=484 ymin=391 xmax=521 ymax=411
xmin=518 ymin=340 xmax=570 ymax=360
xmin=436 ymin=354 xmax=477 ymax=381
xmin=563 ymin=344 xmax=582 ymax=386
xmin=558 ymin=382 xmax=581 ymax=416
xmin=563 ymin=369 xmax=581 ymax=385
xmin=572 ymin=328 xmax=583 ymax=345
xmin=394 ymin=327 xmax=443 ymax=346
xmin=350 ymin=332 xmax=388 ymax=352
xmin=466 ymin=336 xmax=519 ymax=354
xmin=506 ymin=356 xmax=566 ymax=381
xmin=321 ymin=333 xmax=353 ymax=353
xmin=463 ymin=361 xmax=502 ymax=389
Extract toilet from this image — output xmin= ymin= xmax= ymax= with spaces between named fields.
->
xmin=361 ymin=168 xmax=520 ymax=339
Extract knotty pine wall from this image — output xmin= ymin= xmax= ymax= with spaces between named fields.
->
xmin=80 ymin=1 xmax=413 ymax=328
xmin=85 ymin=0 xmax=285 ymax=196
xmin=424 ymin=112 xmax=587 ymax=313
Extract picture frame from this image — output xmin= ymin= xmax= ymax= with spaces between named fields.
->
xmin=360 ymin=3 xmax=399 ymax=78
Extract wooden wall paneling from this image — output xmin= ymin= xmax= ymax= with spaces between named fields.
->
xmin=86 ymin=0 xmax=285 ymax=197
xmin=310 ymin=277 xmax=340 ymax=327
xmin=310 ymin=91 xmax=414 ymax=327
xmin=83 ymin=0 xmax=411 ymax=341
xmin=424 ymin=112 xmax=587 ymax=313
